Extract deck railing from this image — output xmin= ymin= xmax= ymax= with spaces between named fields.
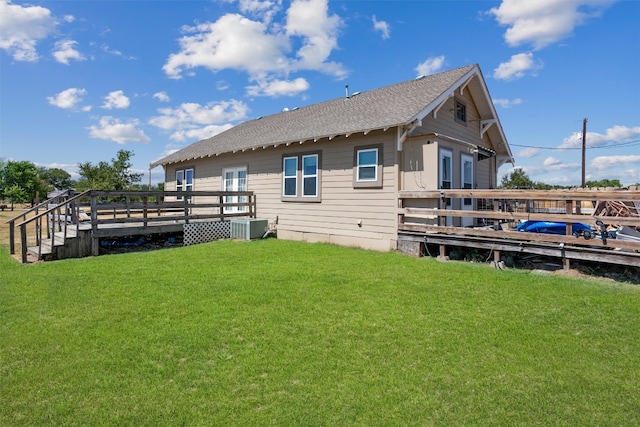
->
xmin=398 ymin=188 xmax=640 ymax=267
xmin=7 ymin=190 xmax=256 ymax=263
xmin=6 ymin=189 xmax=83 ymax=258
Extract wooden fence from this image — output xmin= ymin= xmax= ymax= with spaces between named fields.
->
xmin=398 ymin=189 xmax=640 ymax=268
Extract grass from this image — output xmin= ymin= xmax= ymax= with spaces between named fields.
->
xmin=1 ymin=238 xmax=640 ymax=426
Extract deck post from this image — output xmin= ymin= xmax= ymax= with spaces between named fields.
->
xmin=251 ymin=194 xmax=256 ymax=218
xmin=91 ymin=193 xmax=99 ymax=256
xmin=9 ymin=220 xmax=15 ymax=254
xmin=439 ymin=244 xmax=446 ymax=258
xmin=184 ymin=196 xmax=190 ymax=224
xmin=143 ymin=196 xmax=148 ymax=227
xmin=20 ymin=225 xmax=27 ymax=263
xmin=565 ymin=200 xmax=574 ymax=236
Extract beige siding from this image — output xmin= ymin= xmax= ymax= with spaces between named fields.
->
xmin=400 ymin=93 xmax=498 ymax=192
xmin=165 ymin=130 xmax=399 ymax=251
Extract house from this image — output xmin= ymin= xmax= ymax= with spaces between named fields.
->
xmin=150 ymin=64 xmax=514 ymax=251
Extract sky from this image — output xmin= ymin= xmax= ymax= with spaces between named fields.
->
xmin=1 ymin=0 xmax=639 ymax=187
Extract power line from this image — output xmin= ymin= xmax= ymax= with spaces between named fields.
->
xmin=510 ymin=139 xmax=640 ymax=150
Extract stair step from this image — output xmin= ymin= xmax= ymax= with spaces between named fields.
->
xmin=27 ymin=232 xmax=78 ymax=260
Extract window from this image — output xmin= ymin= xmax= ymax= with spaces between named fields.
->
xmin=282 ymin=152 xmax=321 ymax=202
xmin=302 ymin=155 xmax=318 ymax=197
xmin=439 ymin=149 xmax=452 ymax=190
xmin=353 ymin=144 xmax=383 ymax=188
xmin=439 ymin=149 xmax=453 ymax=226
xmin=283 ymin=156 xmax=298 ymax=197
xmin=176 ymin=167 xmax=194 ymax=200
xmin=223 ymin=167 xmax=247 ymax=214
xmin=455 ymin=100 xmax=467 ymax=124
xmin=461 ymin=154 xmax=474 ymax=226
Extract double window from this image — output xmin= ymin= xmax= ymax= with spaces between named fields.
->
xmin=353 ymin=144 xmax=383 ymax=188
xmin=176 ymin=168 xmax=193 ymax=200
xmin=282 ymin=152 xmax=321 ymax=202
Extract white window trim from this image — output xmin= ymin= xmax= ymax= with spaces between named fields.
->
xmin=281 ymin=151 xmax=322 ymax=202
xmin=439 ymin=149 xmax=453 ymax=190
xmin=282 ymin=156 xmax=298 ymax=198
xmin=176 ymin=167 xmax=194 ymax=200
xmin=302 ymin=154 xmax=319 ymax=197
xmin=353 ymin=144 xmax=383 ymax=189
xmin=356 ymin=148 xmax=378 ymax=182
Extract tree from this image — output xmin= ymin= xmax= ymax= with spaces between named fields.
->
xmin=76 ymin=150 xmax=143 ymax=191
xmin=585 ymin=179 xmax=622 ymax=188
xmin=499 ymin=168 xmax=536 ymax=189
xmin=40 ymin=167 xmax=73 ymax=191
xmin=0 ymin=160 xmax=45 ymax=206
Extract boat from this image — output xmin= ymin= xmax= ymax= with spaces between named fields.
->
xmin=517 ymin=220 xmax=593 ymax=235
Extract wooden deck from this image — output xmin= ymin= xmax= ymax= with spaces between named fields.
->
xmin=6 ymin=188 xmax=640 ymax=270
xmin=7 ymin=190 xmax=257 ymax=262
xmin=397 ymin=188 xmax=640 ymax=269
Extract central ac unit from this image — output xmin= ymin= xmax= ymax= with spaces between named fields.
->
xmin=230 ymin=218 xmax=268 ymax=240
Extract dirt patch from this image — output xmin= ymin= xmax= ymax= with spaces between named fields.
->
xmin=429 ymin=244 xmax=640 ymax=285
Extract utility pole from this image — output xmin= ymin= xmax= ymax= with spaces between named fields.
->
xmin=581 ymin=118 xmax=587 ymax=188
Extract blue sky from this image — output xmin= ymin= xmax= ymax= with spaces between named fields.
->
xmin=1 ymin=0 xmax=639 ymax=186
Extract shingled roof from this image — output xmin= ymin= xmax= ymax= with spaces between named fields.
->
xmin=151 ymin=64 xmax=511 ymax=167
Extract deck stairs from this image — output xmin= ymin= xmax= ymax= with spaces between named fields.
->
xmin=27 ymin=226 xmax=80 ymax=261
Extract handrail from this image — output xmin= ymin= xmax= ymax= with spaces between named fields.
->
xmin=5 ymin=189 xmax=76 ymax=255
xmin=14 ymin=190 xmax=91 ymax=262
xmin=9 ymin=190 xmax=257 ymax=262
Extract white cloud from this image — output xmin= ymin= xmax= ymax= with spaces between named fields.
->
xmin=102 ymin=90 xmax=130 ymax=109
xmin=0 ymin=0 xmax=57 ymax=61
xmin=52 ymin=39 xmax=85 ymax=65
xmin=163 ymin=14 xmax=289 ymax=79
xmin=559 ymin=125 xmax=640 ymax=149
xmin=543 ymin=156 xmax=562 ymax=166
xmin=153 ymin=91 xmax=170 ymax=102
xmin=163 ymin=0 xmax=346 ymax=87
xmin=149 ymin=100 xmax=249 ymax=142
xmin=489 ymin=0 xmax=616 ymax=50
xmin=237 ymin=0 xmax=281 ymax=23
xmin=493 ymin=52 xmax=542 ymax=80
xmin=372 ymin=15 xmax=390 ymax=39
xmin=590 ymin=155 xmax=640 ymax=170
xmin=517 ymin=147 xmax=539 ymax=158
xmin=101 ymin=44 xmax=136 ymax=60
xmin=285 ymin=0 xmax=345 ymax=76
xmin=47 ymin=87 xmax=87 ymax=109
xmin=246 ymin=77 xmax=309 ymax=97
xmin=493 ymin=98 xmax=523 ymax=108
xmin=415 ymin=55 xmax=445 ymax=76
xmin=88 ymin=116 xmax=150 ymax=144
xmin=171 ymin=124 xmax=235 ymax=143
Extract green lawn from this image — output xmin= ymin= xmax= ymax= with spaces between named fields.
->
xmin=1 ymin=239 xmax=639 ymax=426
